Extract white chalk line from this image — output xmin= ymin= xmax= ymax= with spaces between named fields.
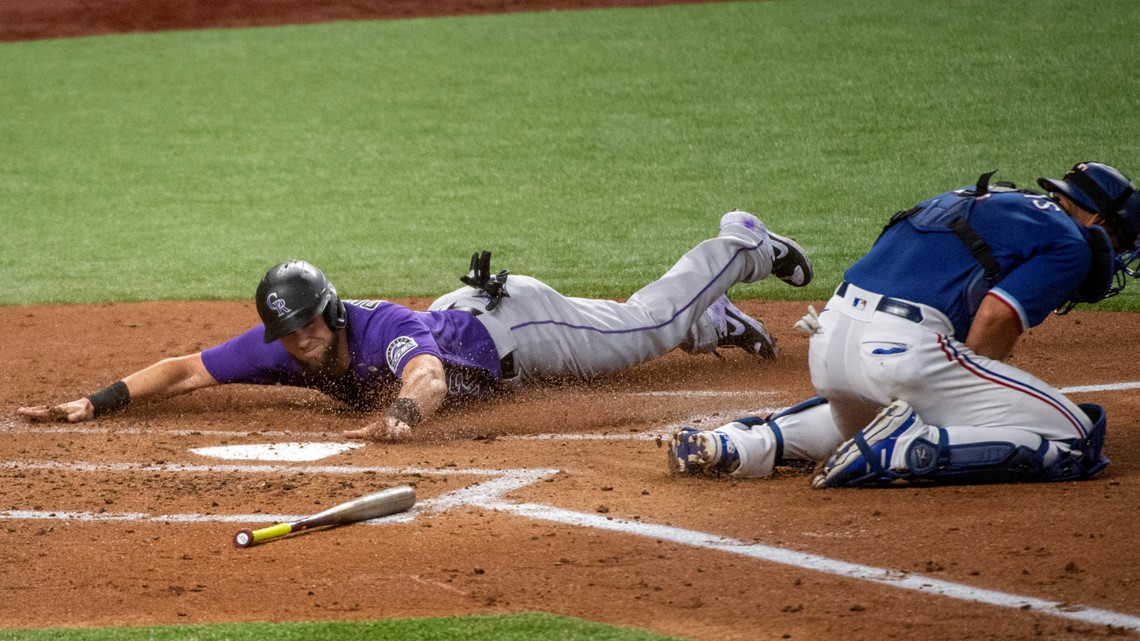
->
xmin=0 ymin=409 xmax=774 ymax=443
xmin=483 ymin=501 xmax=1140 ymax=632
xmin=1059 ymin=381 xmax=1140 ymax=394
xmin=3 ymin=459 xmax=1138 ymax=632
xmin=0 ymin=460 xmax=557 ymax=479
xmin=0 ymin=473 xmax=552 ymax=526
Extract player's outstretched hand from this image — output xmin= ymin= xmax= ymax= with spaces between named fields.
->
xmin=343 ymin=416 xmax=412 ymax=442
xmin=17 ymin=398 xmax=95 ymax=423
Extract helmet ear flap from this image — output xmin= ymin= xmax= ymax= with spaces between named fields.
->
xmin=324 ymin=288 xmax=347 ymax=330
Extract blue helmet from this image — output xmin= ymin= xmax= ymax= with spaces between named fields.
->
xmin=254 ymin=260 xmax=347 ymax=344
xmin=1042 ymin=162 xmax=1140 ymax=311
xmin=1038 ymin=161 xmax=1140 ymax=251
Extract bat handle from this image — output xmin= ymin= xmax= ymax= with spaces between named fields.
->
xmin=233 ymin=523 xmax=293 ymax=548
xmin=233 ymin=529 xmax=255 ymax=548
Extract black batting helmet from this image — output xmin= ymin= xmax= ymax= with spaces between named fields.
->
xmin=255 ymin=260 xmax=347 ymax=344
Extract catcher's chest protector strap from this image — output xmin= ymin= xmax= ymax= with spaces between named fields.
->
xmin=880 ymin=171 xmax=1005 ymax=286
xmin=947 ymin=216 xmax=1001 ymax=286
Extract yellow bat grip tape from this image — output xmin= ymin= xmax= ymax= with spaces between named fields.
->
xmin=251 ymin=523 xmax=294 ymax=544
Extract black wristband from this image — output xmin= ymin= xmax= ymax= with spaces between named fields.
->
xmin=386 ymin=397 xmax=422 ymax=427
xmin=87 ymin=381 xmax=131 ymax=418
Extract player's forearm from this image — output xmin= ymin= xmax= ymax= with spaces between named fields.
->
xmin=388 ymin=355 xmax=447 ymax=424
xmin=965 ymin=295 xmax=1022 ymax=361
xmin=17 ymin=353 xmax=217 ymax=423
xmin=121 ymin=353 xmax=218 ymax=401
xmin=343 ymin=354 xmax=447 ymax=441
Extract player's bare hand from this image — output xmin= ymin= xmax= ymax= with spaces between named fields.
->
xmin=343 ymin=416 xmax=412 ymax=442
xmin=17 ymin=399 xmax=95 ymax=423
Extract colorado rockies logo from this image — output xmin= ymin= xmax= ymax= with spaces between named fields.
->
xmin=266 ymin=293 xmax=291 ymax=317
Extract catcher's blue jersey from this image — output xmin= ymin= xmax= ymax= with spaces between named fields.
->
xmin=844 ymin=189 xmax=1092 ymax=338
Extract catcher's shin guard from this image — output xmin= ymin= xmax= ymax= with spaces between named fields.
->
xmin=901 ymin=403 xmax=1109 ymax=484
xmin=904 ymin=435 xmax=1048 ymax=484
xmin=811 ymin=400 xmax=917 ymax=489
xmin=1074 ymin=403 xmax=1110 ymax=478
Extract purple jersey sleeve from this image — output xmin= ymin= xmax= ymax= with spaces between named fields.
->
xmin=345 ymin=302 xmax=444 ymax=378
xmin=201 ymin=325 xmax=305 ymax=385
xmin=342 ymin=303 xmax=500 ymax=378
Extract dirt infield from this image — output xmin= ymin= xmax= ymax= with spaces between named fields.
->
xmin=4 ymin=2 xmax=1140 ymax=639
xmin=3 ymin=299 xmax=1139 ymax=640
xmin=0 ymin=0 xmax=735 ymax=42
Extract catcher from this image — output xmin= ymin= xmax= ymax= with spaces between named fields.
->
xmin=671 ymin=161 xmax=1140 ymax=487
xmin=18 ymin=210 xmax=812 ymax=440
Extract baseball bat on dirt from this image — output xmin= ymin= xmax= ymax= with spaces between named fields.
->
xmin=232 ymin=485 xmax=415 ymax=548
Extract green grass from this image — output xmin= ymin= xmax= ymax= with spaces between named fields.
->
xmin=2 ymin=0 xmax=1138 ymax=307
xmin=0 ymin=613 xmax=686 ymax=641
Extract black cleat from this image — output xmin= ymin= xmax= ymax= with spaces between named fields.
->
xmin=768 ymin=230 xmax=813 ymax=287
xmin=710 ymin=295 xmax=778 ymax=359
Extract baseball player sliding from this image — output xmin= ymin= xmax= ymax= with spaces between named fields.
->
xmin=18 ymin=210 xmax=812 ymax=440
xmin=671 ymin=161 xmax=1140 ymax=487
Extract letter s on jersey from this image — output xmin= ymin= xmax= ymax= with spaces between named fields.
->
xmin=1025 ymin=194 xmax=1063 ymax=213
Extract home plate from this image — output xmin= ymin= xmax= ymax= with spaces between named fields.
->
xmin=190 ymin=442 xmax=364 ymax=462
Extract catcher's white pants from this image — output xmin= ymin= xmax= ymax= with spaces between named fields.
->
xmin=429 ymin=214 xmax=775 ymax=382
xmin=726 ymin=283 xmax=1092 ymax=478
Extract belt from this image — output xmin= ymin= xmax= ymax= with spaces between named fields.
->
xmin=453 ymin=306 xmax=517 ymax=378
xmin=835 ymin=282 xmax=924 ymax=324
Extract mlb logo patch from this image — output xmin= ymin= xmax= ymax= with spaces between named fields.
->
xmin=851 ymin=297 xmax=868 ymax=311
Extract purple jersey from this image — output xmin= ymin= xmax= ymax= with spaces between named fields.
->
xmin=201 ymin=301 xmax=501 ymax=410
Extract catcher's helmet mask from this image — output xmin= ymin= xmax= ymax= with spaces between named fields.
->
xmin=1038 ymin=162 xmax=1140 ymax=311
xmin=1038 ymin=161 xmax=1140 ymax=251
xmin=255 ymin=260 xmax=348 ymax=344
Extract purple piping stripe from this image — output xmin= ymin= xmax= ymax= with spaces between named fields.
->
xmin=508 ymin=241 xmax=762 ymax=335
